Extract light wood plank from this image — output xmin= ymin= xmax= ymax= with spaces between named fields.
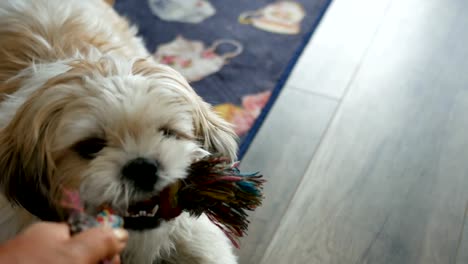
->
xmin=286 ymin=0 xmax=392 ymax=99
xmin=237 ymin=89 xmax=337 ymax=264
xmin=456 ymin=203 xmax=468 ymax=264
xmin=260 ymin=0 xmax=468 ymax=263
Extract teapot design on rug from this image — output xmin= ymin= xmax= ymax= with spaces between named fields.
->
xmin=148 ymin=0 xmax=215 ymax=24
xmin=153 ymin=36 xmax=243 ymax=82
xmin=239 ymin=1 xmax=306 ymax=35
xmin=214 ymin=91 xmax=272 ymax=136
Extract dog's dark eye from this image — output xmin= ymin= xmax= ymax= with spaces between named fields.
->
xmin=161 ymin=128 xmax=177 ymax=138
xmin=73 ymin=137 xmax=107 ymax=159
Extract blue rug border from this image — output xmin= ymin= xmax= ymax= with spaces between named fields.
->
xmin=238 ymin=0 xmax=334 ymax=160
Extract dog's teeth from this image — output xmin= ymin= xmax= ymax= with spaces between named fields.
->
xmin=152 ymin=205 xmax=159 ymax=215
xmin=123 ymin=207 xmax=159 ymax=218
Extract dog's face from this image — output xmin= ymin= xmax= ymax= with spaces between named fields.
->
xmin=0 ymin=57 xmax=237 ymax=229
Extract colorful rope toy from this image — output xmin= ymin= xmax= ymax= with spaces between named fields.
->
xmin=61 ymin=155 xmax=265 ymax=248
xmin=168 ymin=156 xmax=265 ymax=247
xmin=61 ymin=189 xmax=124 ymax=235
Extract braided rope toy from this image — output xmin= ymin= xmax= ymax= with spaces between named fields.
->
xmin=63 ymin=155 xmax=265 ymax=248
xmin=165 ymin=156 xmax=265 ymax=247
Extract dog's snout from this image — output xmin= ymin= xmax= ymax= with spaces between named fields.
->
xmin=122 ymin=157 xmax=159 ymax=191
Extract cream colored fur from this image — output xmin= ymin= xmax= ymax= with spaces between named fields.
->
xmin=0 ymin=0 xmax=238 ymax=263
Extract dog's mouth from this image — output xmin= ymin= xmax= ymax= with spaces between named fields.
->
xmin=119 ymin=195 xmax=164 ymax=231
xmin=104 ymin=187 xmax=182 ymax=231
xmin=125 ymin=195 xmax=161 ymax=218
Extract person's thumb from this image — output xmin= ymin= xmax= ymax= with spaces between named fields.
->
xmin=67 ymin=227 xmax=128 ymax=263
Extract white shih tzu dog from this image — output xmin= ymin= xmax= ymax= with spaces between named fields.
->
xmin=0 ymin=0 xmax=239 ymax=263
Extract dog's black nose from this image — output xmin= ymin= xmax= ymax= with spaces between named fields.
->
xmin=122 ymin=157 xmax=159 ymax=191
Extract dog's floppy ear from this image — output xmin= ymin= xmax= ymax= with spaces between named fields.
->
xmin=0 ymin=79 xmax=75 ymax=221
xmin=132 ymin=59 xmax=239 ymax=161
xmin=0 ymin=131 xmax=60 ymax=221
xmin=191 ymin=98 xmax=238 ymax=161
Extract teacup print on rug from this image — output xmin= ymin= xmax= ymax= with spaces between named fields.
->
xmin=214 ymin=91 xmax=272 ymax=136
xmin=239 ymin=1 xmax=306 ymax=35
xmin=148 ymin=0 xmax=215 ymax=23
xmin=153 ymin=36 xmax=243 ymax=82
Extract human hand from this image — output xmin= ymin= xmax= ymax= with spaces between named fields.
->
xmin=0 ymin=222 xmax=128 ymax=264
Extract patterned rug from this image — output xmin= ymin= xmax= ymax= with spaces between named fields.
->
xmin=114 ymin=0 xmax=332 ymax=158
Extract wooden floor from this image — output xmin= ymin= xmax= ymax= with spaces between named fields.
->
xmin=237 ymin=0 xmax=468 ymax=263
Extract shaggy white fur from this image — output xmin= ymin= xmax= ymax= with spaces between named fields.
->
xmin=0 ymin=0 xmax=238 ymax=263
